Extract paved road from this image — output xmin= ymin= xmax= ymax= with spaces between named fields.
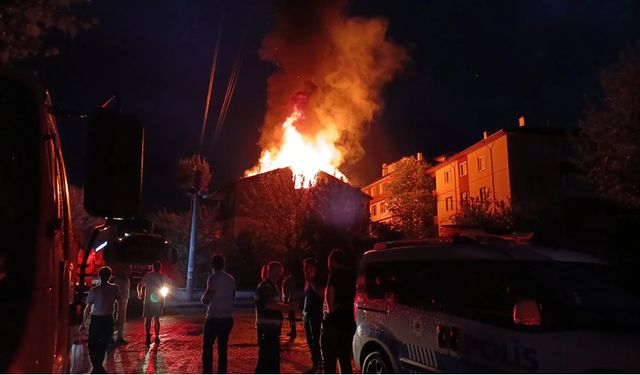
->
xmin=72 ymin=305 xmax=356 ymax=374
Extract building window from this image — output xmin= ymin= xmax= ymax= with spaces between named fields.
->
xmin=371 ymin=186 xmax=378 ymax=197
xmin=479 ymin=187 xmax=489 ymax=203
xmin=444 ymin=169 xmax=452 ymax=184
xmin=445 ymin=196 xmax=454 ymax=211
xmin=371 ymin=204 xmax=377 ymax=216
xmin=459 ymin=161 xmax=468 ymax=177
xmin=380 ymin=183 xmax=385 ymax=193
xmin=478 ymin=155 xmax=486 ymax=171
xmin=460 ymin=191 xmax=468 ymax=205
xmin=380 ymin=202 xmax=386 ymax=214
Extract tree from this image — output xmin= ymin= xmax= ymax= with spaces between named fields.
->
xmin=0 ymin=0 xmax=96 ymax=64
xmin=451 ymin=196 xmax=514 ymax=232
xmin=177 ymin=155 xmax=212 ymax=197
xmin=240 ymin=169 xmax=369 ymax=281
xmin=69 ymin=185 xmax=104 ymax=250
xmin=386 ymin=157 xmax=437 ymax=238
xmin=242 ymin=169 xmax=313 ymax=257
xmin=576 ymin=44 xmax=640 ymax=208
xmin=149 ymin=205 xmax=219 ymax=288
xmin=176 ymin=155 xmax=212 ymax=298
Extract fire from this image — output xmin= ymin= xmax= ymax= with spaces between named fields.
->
xmin=245 ymin=107 xmax=347 ymax=188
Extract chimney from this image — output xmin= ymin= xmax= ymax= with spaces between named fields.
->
xmin=416 ymin=152 xmax=423 ymax=161
xmin=518 ymin=115 xmax=525 ymax=128
xmin=483 ymin=131 xmax=488 ymax=140
xmin=382 ymin=163 xmax=388 ymax=176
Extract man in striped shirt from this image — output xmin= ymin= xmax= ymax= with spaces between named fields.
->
xmin=254 ymin=261 xmax=298 ymax=374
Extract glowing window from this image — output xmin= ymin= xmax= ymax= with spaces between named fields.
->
xmin=445 ymin=196 xmax=454 ymax=211
xmin=459 ymin=162 xmax=468 ymax=177
xmin=444 ymin=169 xmax=452 ymax=184
xmin=478 ymin=156 xmax=486 ymax=171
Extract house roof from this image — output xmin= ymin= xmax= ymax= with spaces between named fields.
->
xmin=427 ymin=127 xmax=571 ymax=173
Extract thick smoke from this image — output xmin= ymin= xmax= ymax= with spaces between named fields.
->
xmin=257 ymin=0 xmax=407 ymax=168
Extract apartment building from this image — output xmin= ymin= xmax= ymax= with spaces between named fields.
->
xmin=362 ymin=153 xmax=425 ymax=224
xmin=429 ymin=127 xmax=589 ymax=235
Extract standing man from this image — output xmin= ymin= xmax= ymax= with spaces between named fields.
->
xmin=137 ymin=261 xmax=171 ymax=346
xmin=80 ymin=266 xmax=121 ymax=374
xmin=255 ymin=261 xmax=298 ymax=374
xmin=282 ymin=273 xmax=297 ymax=339
xmin=110 ymin=262 xmax=131 ymax=345
xmin=201 ymin=254 xmax=236 ymax=374
xmin=321 ymin=249 xmax=356 ymax=374
xmin=303 ymin=258 xmax=325 ymax=374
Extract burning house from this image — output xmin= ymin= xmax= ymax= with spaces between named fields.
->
xmin=211 ymin=0 xmax=406 ymax=243
xmin=211 ymin=167 xmax=370 ymax=240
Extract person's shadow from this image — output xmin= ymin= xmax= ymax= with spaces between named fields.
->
xmin=132 ymin=343 xmax=166 ymax=373
xmin=105 ymin=343 xmax=133 ymax=373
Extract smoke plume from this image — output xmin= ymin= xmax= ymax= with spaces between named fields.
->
xmin=255 ymin=0 xmax=407 ymax=171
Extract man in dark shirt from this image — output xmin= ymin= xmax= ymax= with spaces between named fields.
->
xmin=255 ymin=261 xmax=298 ymax=374
xmin=303 ymin=258 xmax=325 ymax=373
xmin=321 ymin=249 xmax=356 ymax=374
xmin=282 ymin=273 xmax=297 ymax=339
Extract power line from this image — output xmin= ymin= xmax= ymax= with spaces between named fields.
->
xmin=198 ymin=9 xmax=225 ymax=155
xmin=210 ymin=3 xmax=254 ymax=148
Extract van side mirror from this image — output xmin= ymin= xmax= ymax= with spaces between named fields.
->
xmin=513 ymin=299 xmax=541 ymax=326
xmin=84 ymin=108 xmax=144 ymax=218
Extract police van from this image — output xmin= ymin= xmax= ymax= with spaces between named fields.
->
xmin=352 ymin=236 xmax=640 ymax=373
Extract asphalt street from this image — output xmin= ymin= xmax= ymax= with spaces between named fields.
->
xmin=71 ymin=304 xmax=356 ymax=374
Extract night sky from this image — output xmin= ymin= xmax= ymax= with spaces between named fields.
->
xmin=25 ymin=0 xmax=640 ymax=213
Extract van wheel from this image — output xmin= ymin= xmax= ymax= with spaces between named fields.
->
xmin=363 ymin=351 xmax=392 ymax=374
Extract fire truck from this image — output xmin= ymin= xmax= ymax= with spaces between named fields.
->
xmin=0 ymin=71 xmax=143 ymax=372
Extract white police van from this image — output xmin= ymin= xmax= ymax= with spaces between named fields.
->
xmin=352 ymin=236 xmax=640 ymax=373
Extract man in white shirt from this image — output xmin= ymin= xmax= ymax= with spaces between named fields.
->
xmin=201 ymin=254 xmax=236 ymax=374
xmin=80 ymin=266 xmax=121 ymax=374
xmin=137 ymin=261 xmax=171 ymax=346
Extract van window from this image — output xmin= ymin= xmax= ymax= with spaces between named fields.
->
xmin=365 ymin=261 xmax=449 ymax=311
xmin=365 ymin=260 xmax=640 ymax=330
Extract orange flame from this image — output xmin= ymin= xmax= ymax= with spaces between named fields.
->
xmin=245 ymin=108 xmax=347 ymax=188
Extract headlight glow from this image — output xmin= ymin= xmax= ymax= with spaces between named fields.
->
xmin=160 ymin=286 xmax=169 ymax=297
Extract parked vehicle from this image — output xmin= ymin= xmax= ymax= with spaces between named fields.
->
xmin=0 ymin=72 xmax=75 ymax=373
xmin=353 ymin=237 xmax=640 ymax=373
xmin=102 ymin=232 xmax=177 ymax=290
xmin=0 ymin=70 xmax=143 ymax=373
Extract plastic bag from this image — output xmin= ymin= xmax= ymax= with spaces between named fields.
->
xmin=70 ymin=331 xmax=91 ymax=374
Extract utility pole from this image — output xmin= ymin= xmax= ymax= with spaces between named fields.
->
xmin=185 ymin=169 xmax=202 ymax=300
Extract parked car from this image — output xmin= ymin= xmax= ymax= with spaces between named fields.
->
xmin=353 ymin=237 xmax=640 ymax=373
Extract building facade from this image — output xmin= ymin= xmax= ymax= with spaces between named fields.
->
xmin=429 ymin=127 xmax=591 ymax=237
xmin=362 ymin=153 xmax=425 ymax=224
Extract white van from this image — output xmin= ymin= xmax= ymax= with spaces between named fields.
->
xmin=353 ymin=239 xmax=640 ymax=373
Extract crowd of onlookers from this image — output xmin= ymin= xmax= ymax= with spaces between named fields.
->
xmin=80 ymin=249 xmax=356 ymax=374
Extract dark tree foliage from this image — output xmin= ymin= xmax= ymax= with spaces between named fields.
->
xmin=451 ymin=196 xmax=514 ymax=232
xmin=177 ymin=155 xmax=212 ymax=196
xmin=239 ymin=169 xmax=369 ymax=285
xmin=149 ymin=206 xmax=219 ymax=288
xmin=386 ymin=157 xmax=437 ymax=238
xmin=577 ymin=44 xmax=640 ymax=208
xmin=0 ymin=0 xmax=96 ymax=64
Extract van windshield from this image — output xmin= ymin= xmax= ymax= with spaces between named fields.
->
xmin=366 ymin=260 xmax=640 ymax=331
